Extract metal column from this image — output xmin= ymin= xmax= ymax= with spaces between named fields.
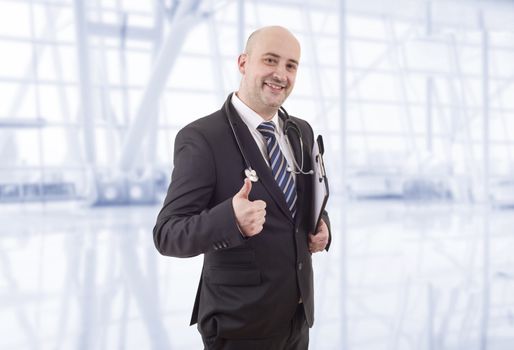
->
xmin=74 ymin=0 xmax=97 ymax=167
xmin=480 ymin=10 xmax=491 ymax=350
xmin=339 ymin=0 xmax=348 ymax=349
xmin=118 ymin=2 xmax=203 ymax=172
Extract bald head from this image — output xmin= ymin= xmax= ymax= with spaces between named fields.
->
xmin=244 ymin=26 xmax=301 ymax=56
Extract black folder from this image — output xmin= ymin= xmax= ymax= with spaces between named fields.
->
xmin=311 ymin=135 xmax=329 ymax=234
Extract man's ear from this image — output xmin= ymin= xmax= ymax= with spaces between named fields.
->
xmin=237 ymin=53 xmax=247 ymax=74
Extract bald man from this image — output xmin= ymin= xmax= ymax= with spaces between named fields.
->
xmin=154 ymin=26 xmax=331 ymax=350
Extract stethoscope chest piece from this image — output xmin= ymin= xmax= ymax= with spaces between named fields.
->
xmin=245 ymin=168 xmax=259 ymax=182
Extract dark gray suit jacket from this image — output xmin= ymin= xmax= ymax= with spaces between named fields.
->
xmin=153 ymin=94 xmax=330 ymax=340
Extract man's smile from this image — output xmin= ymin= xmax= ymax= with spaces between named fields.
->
xmin=264 ymin=81 xmax=286 ymax=92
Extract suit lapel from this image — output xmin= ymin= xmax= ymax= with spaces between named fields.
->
xmin=225 ymin=100 xmax=294 ymax=223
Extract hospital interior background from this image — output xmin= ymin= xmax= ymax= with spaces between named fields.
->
xmin=1 ymin=0 xmax=514 ymax=349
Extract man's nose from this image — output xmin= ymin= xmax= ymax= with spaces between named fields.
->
xmin=272 ymin=65 xmax=287 ymax=82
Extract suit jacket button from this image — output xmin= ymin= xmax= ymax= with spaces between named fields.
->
xmin=298 ymin=262 xmax=303 ymax=270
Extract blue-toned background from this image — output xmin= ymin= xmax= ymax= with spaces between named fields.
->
xmin=1 ymin=0 xmax=514 ymax=349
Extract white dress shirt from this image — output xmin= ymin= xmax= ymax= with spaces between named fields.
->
xmin=231 ymin=93 xmax=296 ymax=181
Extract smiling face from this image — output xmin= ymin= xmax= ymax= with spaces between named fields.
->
xmin=236 ymin=26 xmax=301 ymax=120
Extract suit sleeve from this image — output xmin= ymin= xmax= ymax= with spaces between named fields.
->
xmin=321 ymin=212 xmax=331 ymax=251
xmin=153 ymin=126 xmax=244 ymax=258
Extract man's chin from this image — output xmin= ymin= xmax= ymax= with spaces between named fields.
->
xmin=262 ymin=94 xmax=286 ymax=108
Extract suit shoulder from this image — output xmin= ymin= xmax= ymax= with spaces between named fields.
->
xmin=289 ymin=115 xmax=314 ymax=144
xmin=178 ymin=109 xmax=229 ymax=140
xmin=289 ymin=115 xmax=312 ymax=130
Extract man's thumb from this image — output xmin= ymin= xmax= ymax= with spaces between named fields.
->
xmin=236 ymin=178 xmax=252 ymax=199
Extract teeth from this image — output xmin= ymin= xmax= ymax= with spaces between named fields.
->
xmin=266 ymin=82 xmax=284 ymax=90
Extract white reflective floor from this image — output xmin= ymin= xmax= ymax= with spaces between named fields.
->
xmin=1 ymin=198 xmax=514 ymax=349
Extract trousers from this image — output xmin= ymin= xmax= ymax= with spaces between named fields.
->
xmin=202 ymin=303 xmax=309 ymax=350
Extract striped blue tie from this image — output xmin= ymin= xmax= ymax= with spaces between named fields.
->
xmin=257 ymin=121 xmax=297 ymax=218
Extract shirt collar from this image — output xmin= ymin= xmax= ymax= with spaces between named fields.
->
xmin=231 ymin=92 xmax=281 ymax=132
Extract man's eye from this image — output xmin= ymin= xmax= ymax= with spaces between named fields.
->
xmin=287 ymin=64 xmax=297 ymax=71
xmin=264 ymin=58 xmax=277 ymax=64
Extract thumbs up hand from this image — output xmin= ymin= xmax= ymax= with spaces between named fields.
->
xmin=232 ymin=178 xmax=266 ymax=237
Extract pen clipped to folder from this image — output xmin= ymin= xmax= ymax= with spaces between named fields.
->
xmin=311 ymin=135 xmax=329 ymax=234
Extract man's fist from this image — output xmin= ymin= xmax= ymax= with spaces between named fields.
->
xmin=309 ymin=219 xmax=329 ymax=253
xmin=232 ymin=179 xmax=266 ymax=237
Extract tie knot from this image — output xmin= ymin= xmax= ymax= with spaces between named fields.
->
xmin=257 ymin=121 xmax=276 ymax=140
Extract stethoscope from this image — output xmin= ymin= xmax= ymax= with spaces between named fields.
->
xmin=226 ymin=102 xmax=314 ymax=183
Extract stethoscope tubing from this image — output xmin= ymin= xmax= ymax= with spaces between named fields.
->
xmin=226 ymin=100 xmax=313 ymax=182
